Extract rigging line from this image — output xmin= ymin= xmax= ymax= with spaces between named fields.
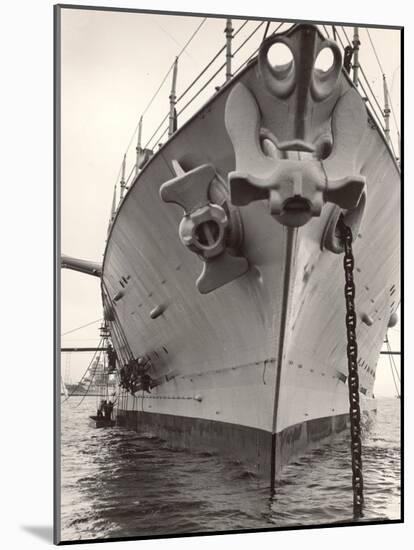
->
xmin=388 ymin=66 xmax=401 ymax=135
xmin=152 ymin=17 xmax=207 ymax=61
xmin=339 ymin=25 xmax=352 ymax=47
xmin=147 ymin=124 xmax=169 ymax=151
xmin=176 ymin=60 xmax=226 ymax=117
xmin=61 ymin=319 xmax=102 ymax=337
xmin=177 ymin=20 xmax=266 ymax=117
xmin=61 ymin=338 xmax=104 ymax=403
xmin=176 ymin=20 xmax=249 ymax=104
xmin=143 ymin=112 xmax=169 ymax=150
xmin=112 ymin=160 xmax=124 ymax=190
xmin=176 ymin=46 xmax=226 ymax=103
xmin=357 ymin=78 xmax=386 ymax=132
xmin=146 ymin=20 xmax=251 ymax=148
xmin=384 ymin=66 xmax=401 ymax=133
xmin=142 ymin=63 xmax=175 ymax=118
xmin=339 ymin=25 xmax=396 ymax=153
xmin=389 ymin=351 xmax=401 ymax=384
xmin=178 ymin=20 xmax=265 ymax=117
xmin=148 ymin=21 xmax=283 ymax=150
xmin=360 ymin=67 xmax=400 ymax=141
xmin=108 ymin=318 xmax=131 ymax=364
xmin=385 ymin=334 xmax=401 ymax=376
xmin=152 ymin=19 xmax=188 ymax=54
xmin=110 ymin=322 xmax=129 ymax=369
xmin=176 ymin=18 xmax=207 ymax=59
xmin=386 ymin=86 xmax=400 ymax=136
xmin=125 ymin=163 xmax=137 ymax=186
xmin=388 ymin=354 xmax=399 ymax=397
xmin=122 ymin=19 xmax=207 ymax=159
xmin=232 ymin=22 xmax=285 ymax=77
xmin=389 ymin=65 xmax=401 ymax=93
xmin=358 ymin=75 xmax=398 ymax=158
xmin=232 ymin=20 xmax=265 ymax=57
xmin=102 ymin=305 xmax=128 ymax=366
xmin=386 ymin=343 xmax=400 ymax=398
xmin=122 ymin=62 xmax=175 ymax=158
xmin=359 ymin=65 xmax=387 ymax=118
xmin=322 ymin=24 xmax=330 ymax=38
xmin=75 ymin=347 xmax=104 ymax=407
xmin=102 ymin=282 xmax=134 ymax=360
xmin=334 ymin=25 xmax=345 ymax=49
xmin=366 ymin=28 xmax=385 ymax=76
xmin=340 ymin=25 xmax=375 ymax=101
xmin=263 ymin=20 xmax=271 ymax=40
xmin=334 ymin=26 xmax=351 ymax=65
xmin=339 ymin=27 xmax=380 ymax=112
xmin=386 ymin=338 xmax=401 ymax=382
xmin=61 ymin=338 xmax=102 ymax=342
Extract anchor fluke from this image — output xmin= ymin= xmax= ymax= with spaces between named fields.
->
xmin=160 ymin=163 xmax=248 ymax=294
xmin=160 ymin=164 xmax=215 ymax=212
xmin=197 ymin=253 xmax=248 ymax=294
xmin=324 ymin=176 xmax=366 ymax=210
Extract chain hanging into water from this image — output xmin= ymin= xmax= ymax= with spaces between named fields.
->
xmin=337 ymin=215 xmax=364 ymax=519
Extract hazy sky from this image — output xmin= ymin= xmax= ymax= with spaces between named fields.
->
xmin=60 ymin=7 xmax=401 ymax=396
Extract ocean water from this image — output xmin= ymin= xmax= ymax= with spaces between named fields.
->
xmin=60 ymin=396 xmax=401 ymax=541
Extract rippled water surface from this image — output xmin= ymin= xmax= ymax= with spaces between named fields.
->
xmin=60 ymin=397 xmax=401 ymax=541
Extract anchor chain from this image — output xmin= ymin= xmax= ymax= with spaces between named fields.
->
xmin=338 ymin=215 xmax=364 ymax=519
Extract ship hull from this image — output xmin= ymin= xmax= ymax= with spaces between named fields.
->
xmin=116 ymin=408 xmax=367 ymax=478
xmin=102 ymin=27 xmax=400 ymax=480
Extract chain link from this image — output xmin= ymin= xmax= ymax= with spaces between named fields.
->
xmin=337 ymin=215 xmax=364 ymax=519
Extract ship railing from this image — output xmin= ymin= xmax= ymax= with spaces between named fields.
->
xmin=107 ymin=19 xmax=400 ymax=229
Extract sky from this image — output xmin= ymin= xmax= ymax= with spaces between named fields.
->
xmin=59 ymin=7 xmax=401 ymax=396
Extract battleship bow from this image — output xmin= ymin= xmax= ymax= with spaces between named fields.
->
xmin=65 ymin=22 xmax=400 ymax=484
xmin=225 ymin=25 xmax=366 ymax=227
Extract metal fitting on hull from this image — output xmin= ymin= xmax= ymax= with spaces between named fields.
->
xmin=224 ymin=24 xmax=367 ymax=228
xmin=160 ymin=162 xmax=248 ymax=294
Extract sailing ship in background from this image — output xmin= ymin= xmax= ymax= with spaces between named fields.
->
xmin=61 ymin=18 xmax=401 ymax=484
xmin=62 ymin=337 xmax=118 ymax=398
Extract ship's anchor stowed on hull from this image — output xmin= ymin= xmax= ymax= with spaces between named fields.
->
xmin=161 ymin=25 xmax=369 ymax=293
xmin=225 ymin=25 xmax=367 ymax=228
xmin=160 ymin=161 xmax=249 ymax=294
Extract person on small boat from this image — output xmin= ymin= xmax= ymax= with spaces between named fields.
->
xmin=97 ymin=399 xmax=106 ymax=418
xmin=103 ymin=400 xmax=114 ymax=420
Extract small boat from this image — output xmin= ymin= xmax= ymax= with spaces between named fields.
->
xmin=89 ymin=415 xmax=116 ymax=428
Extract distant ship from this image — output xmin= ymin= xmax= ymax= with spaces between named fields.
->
xmin=64 ymin=357 xmax=117 ymax=397
xmin=62 ymin=22 xmax=400 ymax=482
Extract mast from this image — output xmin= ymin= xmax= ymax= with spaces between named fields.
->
xmin=168 ymin=57 xmax=178 ymax=138
xmin=119 ymin=154 xmax=126 ymax=201
xmin=135 ymin=116 xmax=143 ymax=177
xmin=225 ymin=18 xmax=233 ymax=82
xmin=352 ymin=27 xmax=360 ymax=87
xmin=383 ymin=74 xmax=391 ymax=144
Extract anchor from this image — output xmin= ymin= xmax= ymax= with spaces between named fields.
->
xmin=224 ymin=25 xmax=367 ymax=227
xmin=160 ymin=161 xmax=248 ymax=294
